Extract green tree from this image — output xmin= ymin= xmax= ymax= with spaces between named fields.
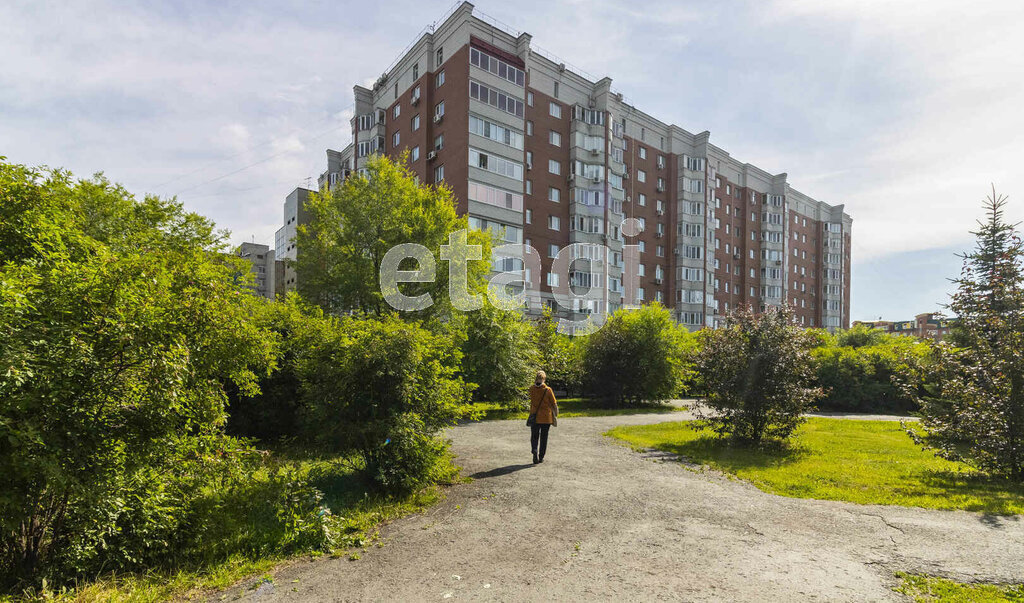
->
xmin=532 ymin=306 xmax=584 ymax=396
xmin=910 ymin=188 xmax=1024 ymax=479
xmin=696 ymin=304 xmax=822 ymax=445
xmin=461 ymin=300 xmax=539 ymax=407
xmin=295 ymin=153 xmax=491 ymax=318
xmin=582 ymin=304 xmax=693 ymax=405
xmin=0 ymin=162 xmax=276 ymax=584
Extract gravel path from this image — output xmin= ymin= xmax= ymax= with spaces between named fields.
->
xmin=223 ymin=411 xmax=1024 ymax=602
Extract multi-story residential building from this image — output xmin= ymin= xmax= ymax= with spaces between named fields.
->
xmin=855 ymin=313 xmax=954 ymax=341
xmin=284 ymin=1 xmax=852 ymax=331
xmin=274 ymin=187 xmax=313 ymax=294
xmin=236 ymin=242 xmax=279 ymax=299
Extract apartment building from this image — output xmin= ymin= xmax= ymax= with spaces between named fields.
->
xmin=286 ymin=1 xmax=852 ymax=331
xmin=236 ymin=242 xmax=279 ymax=300
xmin=273 ymin=186 xmax=313 ymax=294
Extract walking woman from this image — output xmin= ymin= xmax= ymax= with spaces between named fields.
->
xmin=528 ymin=371 xmax=558 ymax=464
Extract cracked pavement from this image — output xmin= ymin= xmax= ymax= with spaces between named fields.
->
xmin=221 ymin=411 xmax=1024 ymax=601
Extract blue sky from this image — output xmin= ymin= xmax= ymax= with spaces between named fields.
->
xmin=1 ymin=0 xmax=1022 ymax=321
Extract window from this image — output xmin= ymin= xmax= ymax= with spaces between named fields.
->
xmin=526 ymin=180 xmax=532 ymax=195
xmin=434 ymin=134 xmax=444 ymax=150
xmin=468 ymin=181 xmax=523 ymax=210
xmin=436 ymin=47 xmax=443 ymax=65
xmin=434 ymin=164 xmax=444 ymax=181
xmin=637 ymin=169 xmax=646 ymax=183
xmin=526 ymin=151 xmax=532 ymax=167
xmin=688 ymin=178 xmax=704 ymax=193
xmin=435 ymin=70 xmax=445 ymax=87
xmin=657 ymin=155 xmax=665 ymax=169
xmin=549 ymin=131 xmax=561 ymax=147
xmin=525 ymin=209 xmax=532 ymax=224
xmin=639 ymin=146 xmax=647 ymax=159
xmin=548 ymin=159 xmax=561 ymax=175
xmin=393 ymin=104 xmax=401 ymax=119
xmin=547 ymin=272 xmax=560 ymax=287
xmin=392 ymin=131 xmax=400 ymax=148
xmin=469 ymin=148 xmax=524 ymax=180
xmin=638 ymin=193 xmax=646 ymax=206
xmin=412 ymin=63 xmax=418 ymax=79
xmin=548 ymin=187 xmax=560 ymax=202
xmin=548 ymin=215 xmax=560 ymax=231
xmin=527 ymin=91 xmax=534 ymax=106
xmin=469 ymin=80 xmax=524 ymax=117
xmin=684 ymin=156 xmax=705 ymax=171
xmin=411 ymin=146 xmax=420 ymax=161
xmin=656 ymin=245 xmax=664 ymax=257
xmin=573 ymin=105 xmax=605 ymax=125
xmin=638 ymin=263 xmax=646 ymax=277
xmin=468 ymin=216 xmax=522 ymax=244
xmin=470 ymin=47 xmax=525 ymax=86
xmin=549 ymin=102 xmax=562 ymax=119
xmin=548 ymin=244 xmax=559 ymax=258
xmin=394 ymin=82 xmax=398 ymax=100
xmin=412 ymin=114 xmax=420 ymax=131
xmin=434 ymin=101 xmax=445 ymax=117
xmin=469 ymin=115 xmax=524 ymax=149
xmin=553 ymin=82 xmax=559 ymax=98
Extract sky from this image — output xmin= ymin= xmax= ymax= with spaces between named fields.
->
xmin=2 ymin=0 xmax=1022 ymax=321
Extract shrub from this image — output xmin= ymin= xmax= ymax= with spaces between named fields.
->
xmin=461 ymin=300 xmax=538 ymax=407
xmin=0 ymin=162 xmax=279 ymax=587
xmin=294 ymin=311 xmax=471 ymax=494
xmin=696 ymin=304 xmax=822 ymax=445
xmin=582 ymin=304 xmax=694 ymax=404
xmin=533 ymin=307 xmax=584 ymax=396
xmin=812 ymin=333 xmax=933 ymax=413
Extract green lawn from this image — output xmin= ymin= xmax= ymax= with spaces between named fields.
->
xmin=895 ymin=572 xmax=1024 ymax=602
xmin=606 ymin=418 xmax=1024 ymax=514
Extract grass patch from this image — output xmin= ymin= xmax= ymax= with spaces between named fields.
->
xmin=606 ymin=418 xmax=1024 ymax=514
xmin=470 ymin=398 xmax=685 ymax=421
xmin=895 ymin=572 xmax=1024 ymax=602
xmin=9 ymin=456 xmax=447 ymax=603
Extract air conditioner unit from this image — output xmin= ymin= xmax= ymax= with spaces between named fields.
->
xmin=567 ymin=175 xmax=575 ymax=185
xmin=623 ymin=171 xmax=630 ymax=180
xmin=657 ymin=185 xmax=665 ymax=192
xmin=588 ymin=97 xmax=596 ymax=108
xmin=427 ymin=150 xmax=437 ymax=161
xmin=589 ymin=148 xmax=599 ymax=156
xmin=655 ymin=277 xmax=663 ymax=285
xmin=526 ymin=161 xmax=533 ymax=170
xmin=411 ymin=94 xmax=420 ymax=106
xmin=656 ymin=209 xmax=664 ymax=216
xmin=775 ymin=260 xmax=782 ymax=266
xmin=733 ymin=252 xmax=741 ymax=260
xmin=656 ymin=232 xmax=663 ymax=238
xmin=433 ymin=113 xmax=443 ymax=124
xmin=591 ymin=176 xmax=600 ymax=184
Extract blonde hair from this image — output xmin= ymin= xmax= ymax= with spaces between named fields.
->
xmin=535 ymin=370 xmax=546 ymax=383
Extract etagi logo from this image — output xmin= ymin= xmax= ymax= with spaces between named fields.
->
xmin=379 ymin=217 xmax=647 ymax=333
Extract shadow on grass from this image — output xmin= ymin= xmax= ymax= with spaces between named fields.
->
xmin=469 ymin=463 xmax=535 ymax=479
xmin=654 ymin=434 xmax=812 ymax=472
xmin=918 ymin=470 xmax=1024 ymax=518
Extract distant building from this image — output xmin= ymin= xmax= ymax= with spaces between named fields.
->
xmin=273 ymin=187 xmax=313 ymax=295
xmin=236 ymin=242 xmax=281 ymax=300
xmin=854 ymin=312 xmax=954 ymax=341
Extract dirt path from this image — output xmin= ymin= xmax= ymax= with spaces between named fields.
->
xmin=223 ymin=411 xmax=1024 ymax=601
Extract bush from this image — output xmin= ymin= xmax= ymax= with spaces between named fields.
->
xmin=582 ymin=304 xmax=694 ymax=404
xmin=294 ymin=311 xmax=471 ymax=494
xmin=696 ymin=305 xmax=822 ymax=445
xmin=533 ymin=307 xmax=584 ymax=396
xmin=812 ymin=330 xmax=933 ymax=413
xmin=0 ymin=162 xmax=280 ymax=587
xmin=461 ymin=300 xmax=538 ymax=407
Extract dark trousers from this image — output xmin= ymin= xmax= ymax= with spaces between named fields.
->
xmin=531 ymin=423 xmax=551 ymax=459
